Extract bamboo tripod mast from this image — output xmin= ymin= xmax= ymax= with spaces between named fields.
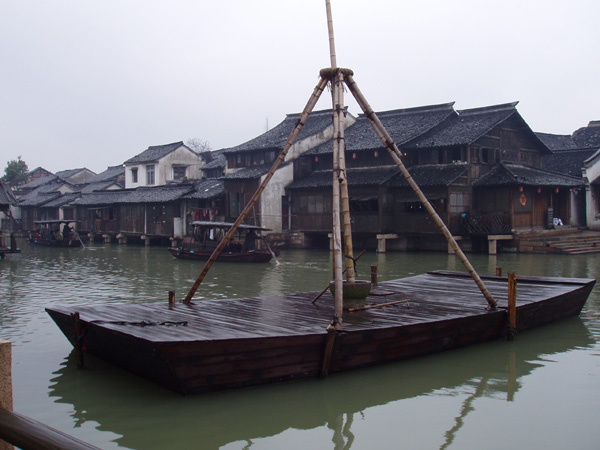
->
xmin=183 ymin=0 xmax=495 ymax=311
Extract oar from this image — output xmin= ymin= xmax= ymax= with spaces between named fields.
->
xmin=261 ymin=236 xmax=280 ymax=265
xmin=75 ymin=230 xmax=85 ymax=249
xmin=311 ymin=249 xmax=366 ymax=303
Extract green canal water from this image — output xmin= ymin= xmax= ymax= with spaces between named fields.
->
xmin=1 ymin=240 xmax=599 ymax=449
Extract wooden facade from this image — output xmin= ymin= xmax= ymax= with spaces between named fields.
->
xmin=13 ymin=103 xmax=592 ymax=251
xmin=285 ymin=102 xmax=584 ymax=250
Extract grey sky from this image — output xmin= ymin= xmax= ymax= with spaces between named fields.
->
xmin=1 ymin=0 xmax=598 ymax=174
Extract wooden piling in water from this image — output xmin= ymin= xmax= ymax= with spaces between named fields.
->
xmin=0 ymin=341 xmax=13 ymax=450
xmin=371 ymin=265 xmax=378 ymax=285
xmin=507 ymin=272 xmax=517 ymax=340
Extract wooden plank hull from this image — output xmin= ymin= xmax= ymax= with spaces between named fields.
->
xmin=168 ymin=247 xmax=272 ymax=263
xmin=46 ymin=271 xmax=595 ymax=395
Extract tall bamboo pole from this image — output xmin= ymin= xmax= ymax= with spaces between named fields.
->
xmin=330 ymin=73 xmax=344 ymax=330
xmin=334 ymin=71 xmax=356 ymax=283
xmin=183 ymin=76 xmax=329 ymax=304
xmin=325 ymin=0 xmax=337 ymax=69
xmin=325 ymin=0 xmax=344 ymax=329
xmin=344 ymin=74 xmax=497 ymax=309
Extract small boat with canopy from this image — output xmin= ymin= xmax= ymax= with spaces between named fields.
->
xmin=168 ymin=221 xmax=276 ymax=263
xmin=28 ymin=220 xmax=85 ymax=248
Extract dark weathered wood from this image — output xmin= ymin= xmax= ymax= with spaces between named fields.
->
xmin=371 ymin=265 xmax=378 ymax=284
xmin=0 ymin=407 xmax=101 ymax=450
xmin=507 ymin=273 xmax=517 ymax=339
xmin=46 ymin=271 xmax=595 ymax=395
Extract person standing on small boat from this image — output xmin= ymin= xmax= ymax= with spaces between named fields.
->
xmin=244 ymin=230 xmax=257 ymax=251
xmin=63 ymin=223 xmax=72 ymax=238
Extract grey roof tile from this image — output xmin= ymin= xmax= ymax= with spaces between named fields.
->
xmin=40 ymin=193 xmax=81 ymax=208
xmin=287 ymin=166 xmax=400 ymax=189
xmin=573 ymin=121 xmax=600 ymax=148
xmin=307 ymin=103 xmax=456 ymax=155
xmin=541 ymin=149 xmax=596 ymax=177
xmin=405 ymin=102 xmax=526 ymax=149
xmin=0 ymin=180 xmax=17 ymax=206
xmin=73 ymin=184 xmax=193 ymax=206
xmin=474 ymin=163 xmax=582 ymax=187
xmin=220 ymin=109 xmax=335 ymax=154
xmin=86 ymin=165 xmax=125 ymax=183
xmin=181 ymin=179 xmax=225 ymax=199
xmin=124 ymin=142 xmax=186 ymax=165
xmin=385 ymin=164 xmax=470 ymax=187
xmin=223 ymin=161 xmax=292 ymax=180
xmin=535 ymin=132 xmax=578 ymax=151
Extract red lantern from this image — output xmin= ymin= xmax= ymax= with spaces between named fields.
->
xmin=315 ymin=156 xmax=319 ymax=163
xmin=374 ymin=150 xmax=379 ymax=158
xmin=352 ymin=153 xmax=357 ymax=160
xmin=555 ymin=188 xmax=559 ymax=193
xmin=537 ymin=187 xmax=542 ymax=194
xmin=519 ymin=186 xmax=524 ymax=192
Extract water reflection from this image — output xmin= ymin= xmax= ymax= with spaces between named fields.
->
xmin=3 ymin=240 xmax=600 ymax=449
xmin=47 ymin=317 xmax=593 ymax=450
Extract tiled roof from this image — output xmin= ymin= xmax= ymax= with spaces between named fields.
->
xmin=202 ymin=153 xmax=227 ymax=170
xmin=307 ymin=103 xmax=456 ymax=155
xmin=55 ymin=168 xmax=88 ymax=179
xmin=80 ymin=181 xmax=123 ymax=194
xmin=573 ymin=121 xmax=600 ymax=148
xmin=18 ymin=190 xmax=61 ymax=207
xmin=535 ymin=132 xmax=578 ymax=151
xmin=287 ymin=166 xmax=400 ymax=190
xmin=0 ymin=180 xmax=18 ymax=206
xmin=474 ymin=163 xmax=583 ymax=187
xmin=73 ymin=184 xmax=194 ymax=206
xmin=124 ymin=142 xmax=186 ymax=165
xmin=86 ymin=165 xmax=125 ymax=183
xmin=541 ymin=149 xmax=596 ymax=177
xmin=19 ymin=174 xmax=59 ymax=189
xmin=181 ymin=179 xmax=225 ymax=199
xmin=71 ymin=189 xmax=131 ymax=206
xmin=385 ymin=164 xmax=470 ymax=187
xmin=223 ymin=161 xmax=292 ymax=180
xmin=220 ymin=109 xmax=336 ymax=154
xmin=405 ymin=102 xmax=527 ymax=149
xmin=18 ymin=181 xmax=71 ymax=206
xmin=40 ymin=193 xmax=81 ymax=208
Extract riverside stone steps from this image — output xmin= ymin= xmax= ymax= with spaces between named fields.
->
xmin=518 ymin=229 xmax=600 ymax=254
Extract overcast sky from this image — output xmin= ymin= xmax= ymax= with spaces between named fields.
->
xmin=1 ymin=0 xmax=598 ymax=175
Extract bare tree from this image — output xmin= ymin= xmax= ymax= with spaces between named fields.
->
xmin=186 ymin=138 xmax=211 ymax=154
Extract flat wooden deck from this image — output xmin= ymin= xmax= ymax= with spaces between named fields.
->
xmin=49 ymin=271 xmax=594 ymax=343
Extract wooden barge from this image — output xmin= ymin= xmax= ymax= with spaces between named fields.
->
xmin=46 ymin=270 xmax=595 ymax=395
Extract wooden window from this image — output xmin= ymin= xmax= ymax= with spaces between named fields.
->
xmin=173 ymin=165 xmax=187 ymax=181
xmin=449 ymin=191 xmax=470 ymax=214
xmin=131 ymin=168 xmax=138 ymax=183
xmin=146 ymin=165 xmax=155 ymax=185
